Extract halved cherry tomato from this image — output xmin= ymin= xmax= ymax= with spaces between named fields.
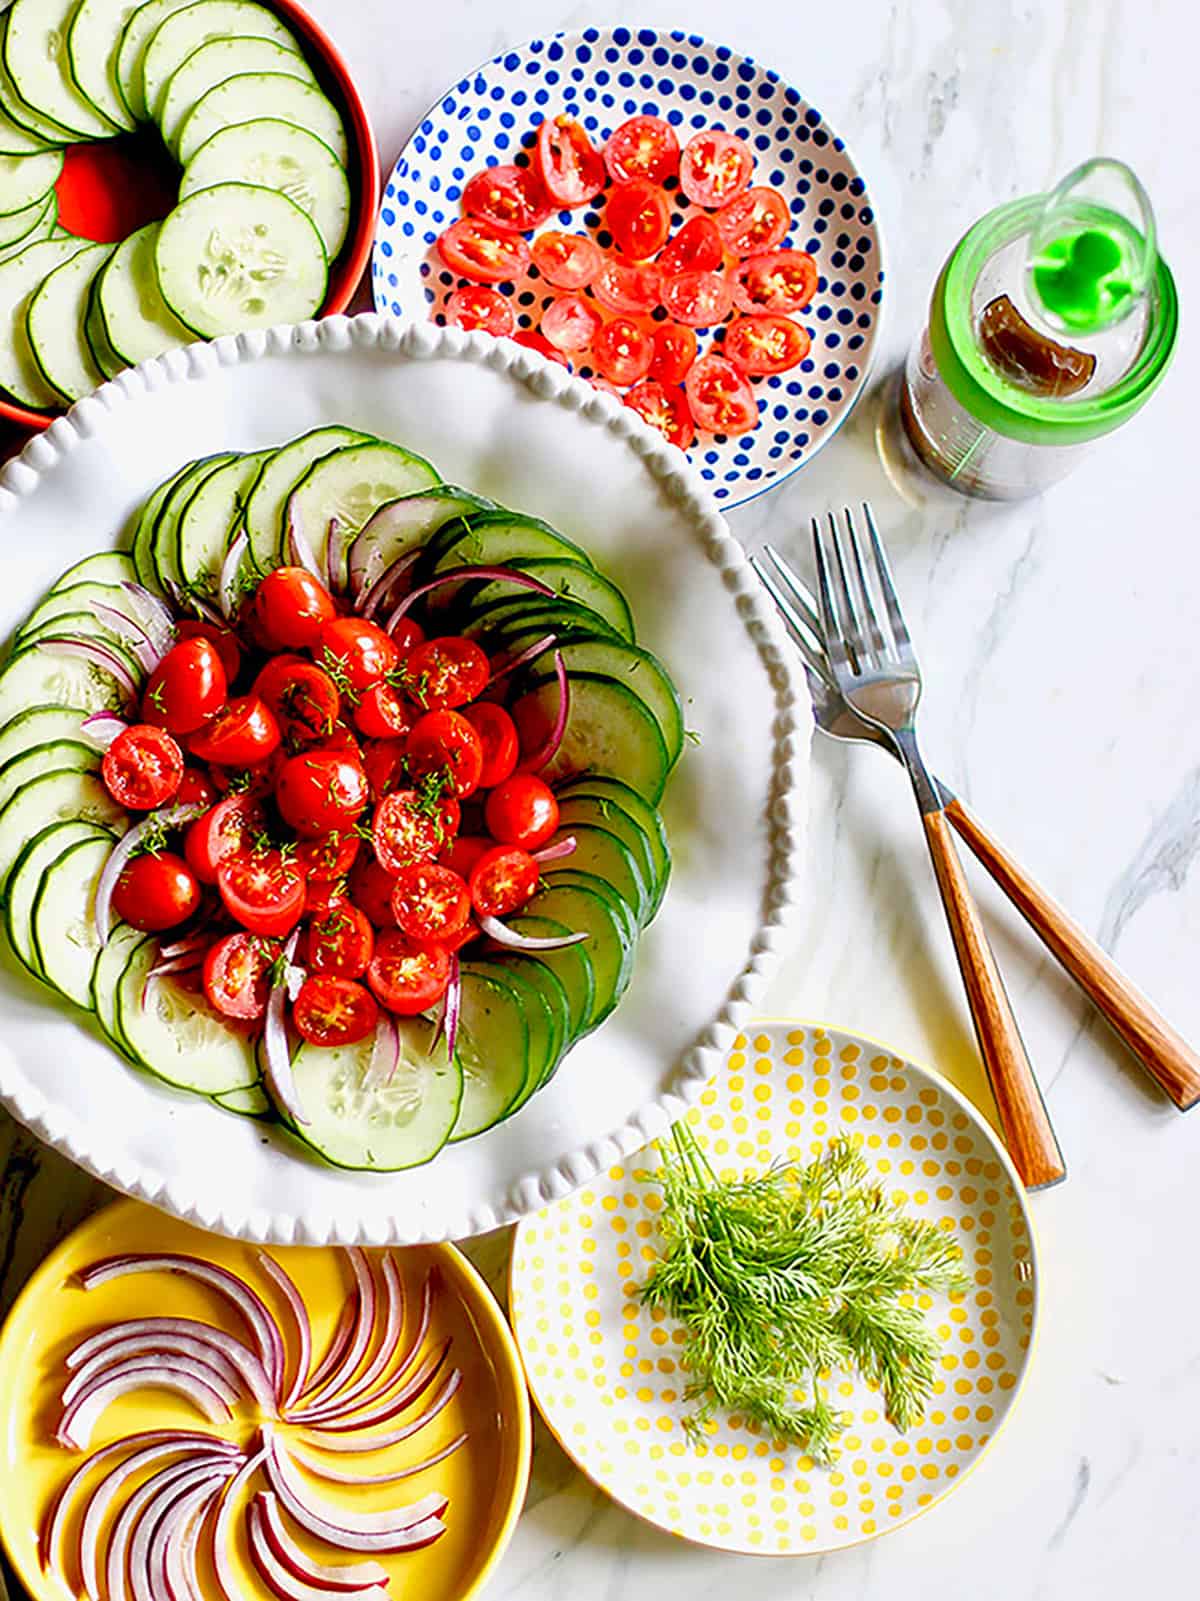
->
xmin=531 ymin=230 xmax=602 ymax=289
xmin=293 ymin=976 xmax=379 ymax=1046
xmin=541 ymin=293 xmax=601 ymax=353
xmin=111 ymin=851 xmax=199 ymax=932
xmin=406 ymin=636 xmax=489 ymax=710
xmin=253 ymin=656 xmax=340 ymax=750
xmin=661 ymin=269 xmax=733 ymax=327
xmin=306 ymin=898 xmax=375 ymax=978
xmin=649 ymin=321 xmax=698 ymax=384
xmin=462 ymin=163 xmax=551 ymax=233
xmin=536 ymin=116 xmax=605 ymax=206
xmin=177 ymin=618 xmax=240 ymax=682
xmin=405 ymin=709 xmax=484 ymax=798
xmin=512 ymin=329 xmax=570 ymax=366
xmin=184 ymin=795 xmax=265 ymax=885
xmin=318 ymin=617 xmax=399 ymax=699
xmin=177 ymin=768 xmax=218 ymax=808
xmin=311 ymin=723 xmax=362 ymax=762
xmin=373 ymin=789 xmax=460 ymax=874
xmin=362 ymin=738 xmax=408 ymax=800
xmin=275 ymin=751 xmax=369 ymax=836
xmin=679 ymin=130 xmax=753 ymax=209
xmin=603 ymin=115 xmax=680 ymax=185
xmin=469 ymin=845 xmax=539 ymax=918
xmin=592 ymin=259 xmax=661 ymax=314
xmin=593 ymin=317 xmax=653 ymax=385
xmin=217 ymin=847 xmax=305 ymax=936
xmin=254 ymin=566 xmax=336 ymax=650
xmin=440 ymin=834 xmax=492 ymax=880
xmin=189 ymin=695 xmax=280 ymax=767
xmin=102 ymin=725 xmax=183 ymax=809
xmin=202 ymin=931 xmax=278 ymax=1019
xmin=624 ymin=381 xmax=696 ymax=450
xmin=367 ymin=932 xmax=451 ymax=1015
xmin=437 ymin=218 xmax=531 ymax=284
xmin=295 ymin=830 xmax=360 ymax=882
xmin=462 ymin=702 xmax=518 ymax=788
xmin=657 ymin=215 xmax=724 ymax=276
xmin=446 ymin=285 xmax=516 ymax=335
xmin=348 ymin=854 xmax=398 ymax=927
xmin=685 ymin=353 xmax=759 ymax=435
xmin=730 ymin=249 xmax=819 ymax=313
xmin=353 ymin=680 xmax=415 ymax=741
xmin=484 ymin=772 xmax=559 ymax=850
xmin=143 ymin=639 xmax=227 ymax=735
xmin=208 ymin=751 xmax=285 ymax=799
xmin=605 ymin=178 xmax=670 ymax=260
xmin=390 ymin=862 xmax=471 ymax=945
xmin=715 ymin=186 xmax=790 ymax=256
xmin=724 ymin=314 xmax=811 ymax=375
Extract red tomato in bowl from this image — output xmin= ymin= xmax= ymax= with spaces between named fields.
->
xmin=731 ymin=249 xmax=819 ymax=313
xmin=446 ymin=285 xmax=516 ymax=335
xmin=254 ymin=566 xmax=336 ymax=650
xmin=512 ymin=329 xmax=570 ymax=366
xmin=102 ymin=725 xmax=183 ymax=809
xmin=367 ymin=932 xmax=451 ymax=1014
xmin=307 ymin=898 xmax=375 ymax=978
xmin=603 ymin=115 xmax=680 ymax=185
xmin=649 ymin=322 xmax=698 ymax=384
xmin=541 ymin=293 xmax=601 ymax=353
xmin=293 ymin=977 xmax=378 ymax=1046
xmin=715 ymin=186 xmax=790 ymax=256
xmin=177 ymin=618 xmax=240 ymax=682
xmin=592 ymin=259 xmax=661 ymax=314
xmin=593 ymin=317 xmax=653 ymax=385
xmin=724 ymin=314 xmax=811 ymax=375
xmin=275 ymin=750 xmax=369 ymax=836
xmin=352 ymin=680 xmax=415 ymax=741
xmin=217 ymin=847 xmax=305 ymax=937
xmin=143 ymin=639 xmax=227 ymax=735
xmin=484 ymin=773 xmax=559 ymax=850
xmin=661 ymin=270 xmax=733 ymax=327
xmin=203 ymin=931 xmax=277 ymax=1019
xmin=437 ymin=218 xmax=531 ymax=284
xmin=373 ymin=790 xmax=460 ymax=874
xmin=253 ymin=656 xmax=340 ymax=750
xmin=657 ymin=215 xmax=724 ymax=276
xmin=405 ymin=708 xmax=484 ymax=798
xmin=390 ymin=862 xmax=471 ymax=945
xmin=111 ymin=851 xmax=199 ymax=932
xmin=362 ymin=738 xmax=408 ymax=800
xmin=531 ymin=230 xmax=602 ymax=289
xmin=177 ymin=768 xmax=217 ymax=808
xmin=536 ymin=116 xmax=605 ymax=206
xmin=406 ymin=636 xmax=489 ymax=710
xmin=462 ymin=162 xmax=551 ymax=232
xmin=605 ymin=178 xmax=670 ymax=260
xmin=295 ymin=830 xmax=360 ymax=883
xmin=462 ymin=702 xmax=518 ymax=788
xmin=348 ymin=854 xmax=399 ymax=927
xmin=468 ymin=846 xmax=539 ymax=918
xmin=685 ymin=353 xmax=759 ymax=435
xmin=184 ymin=795 xmax=264 ymax=884
xmin=189 ymin=695 xmax=280 ymax=767
xmin=679 ymin=130 xmax=753 ymax=208
xmin=624 ymin=381 xmax=696 ymax=450
xmin=318 ymin=617 xmax=399 ymax=697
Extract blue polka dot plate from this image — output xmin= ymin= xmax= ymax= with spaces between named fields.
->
xmin=372 ymin=27 xmax=885 ymax=509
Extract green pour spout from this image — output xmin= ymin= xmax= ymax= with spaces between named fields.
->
xmin=1028 ymin=157 xmax=1157 ymax=334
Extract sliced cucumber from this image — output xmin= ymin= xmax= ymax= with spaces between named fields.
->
xmin=0 ymin=737 xmax=98 ymax=811
xmin=542 ymin=865 xmax=640 ymax=950
xmin=457 ymin=959 xmax=555 ymax=1121
xmin=115 ymin=0 xmax=198 ymax=122
xmin=155 ymin=182 xmax=328 ymax=337
xmin=0 ymin=145 xmax=59 ymax=215
xmin=0 ymin=16 xmax=75 ymax=144
xmin=21 ymin=606 xmax=146 ymax=659
xmin=347 ymin=486 xmax=493 ymax=599
xmin=495 ymin=913 xmax=594 ymax=1055
xmin=48 ymin=549 xmax=137 ymax=590
xmin=544 ymin=819 xmax=648 ymax=925
xmin=0 ymin=643 xmax=137 ymax=730
xmin=90 ymin=920 xmax=143 ymax=1057
xmin=510 ymin=634 xmax=682 ymax=767
xmin=117 ymin=938 xmax=260 ymax=1095
xmin=462 ymin=596 xmax=624 ymax=648
xmin=19 ymin=579 xmax=126 ymax=635
xmin=4 ymin=817 xmax=107 ymax=979
xmin=0 ymin=189 xmax=52 ymax=257
xmin=289 ymin=1017 xmax=463 ymax=1172
xmin=243 ymin=425 xmax=371 ymax=573
xmin=0 ymin=100 xmax=56 ymax=156
xmin=522 ymin=879 xmax=633 ymax=1029
xmin=143 ymin=0 xmax=302 ymax=124
xmin=447 ymin=967 xmax=530 ymax=1142
xmin=514 ymin=672 xmax=669 ymax=803
xmin=131 ymin=464 xmax=193 ymax=590
xmin=285 ymin=441 xmax=440 ymax=580
xmin=181 ymin=118 xmax=349 ymax=261
xmin=31 ymin=831 xmax=113 ymax=1005
xmin=555 ymin=796 xmax=661 ymax=922
xmin=159 ymin=35 xmax=313 ymax=154
xmin=0 ymin=767 xmax=124 ymax=889
xmin=214 ymin=1081 xmax=270 ymax=1116
xmin=4 ymin=0 xmax=119 ymax=139
xmin=0 ymin=704 xmax=91 ymax=766
xmin=428 ymin=511 xmax=593 ymax=576
xmin=26 ymin=238 xmax=113 ymax=402
xmin=96 ymin=220 xmax=194 ymax=367
xmin=65 ymin=0 xmax=141 ymax=133
xmin=455 ymin=559 xmax=634 ymax=642
xmin=176 ymin=71 xmax=346 ymax=167
xmin=84 ymin=275 xmax=124 ymax=380
xmin=0 ymin=234 xmax=93 ymax=410
xmin=175 ymin=447 xmax=269 ymax=599
xmin=150 ymin=451 xmax=236 ymax=592
xmin=558 ymin=775 xmax=671 ymax=916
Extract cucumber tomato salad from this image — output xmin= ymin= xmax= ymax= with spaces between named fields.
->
xmin=0 ymin=427 xmax=681 ymax=1170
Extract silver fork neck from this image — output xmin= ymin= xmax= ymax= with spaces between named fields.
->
xmin=892 ymin=726 xmax=944 ymax=815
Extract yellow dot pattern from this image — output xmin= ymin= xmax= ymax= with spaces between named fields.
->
xmin=510 ymin=1023 xmax=1037 ymax=1555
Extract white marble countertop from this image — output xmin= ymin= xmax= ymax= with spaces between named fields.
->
xmin=3 ymin=2 xmax=1198 ymax=1598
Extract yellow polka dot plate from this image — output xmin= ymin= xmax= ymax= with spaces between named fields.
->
xmin=508 ymin=1020 xmax=1038 ymax=1555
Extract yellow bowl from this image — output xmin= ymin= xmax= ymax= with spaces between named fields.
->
xmin=0 ymin=1198 xmax=530 ymax=1601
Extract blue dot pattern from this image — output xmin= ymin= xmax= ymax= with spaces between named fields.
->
xmin=371 ymin=28 xmax=884 ymax=508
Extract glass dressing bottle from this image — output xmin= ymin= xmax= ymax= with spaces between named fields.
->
xmin=901 ymin=158 xmax=1178 ymax=500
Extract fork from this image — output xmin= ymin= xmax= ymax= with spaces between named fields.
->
xmin=754 ymin=542 xmax=1200 ymax=1116
xmin=807 ymin=504 xmax=1065 ymax=1189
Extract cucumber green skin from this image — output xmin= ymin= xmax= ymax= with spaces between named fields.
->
xmin=283 ymin=441 xmax=441 ymax=582
xmin=546 ymin=820 xmax=649 ymax=925
xmin=516 ymin=635 xmax=683 ymax=769
xmin=461 ymin=956 xmax=562 ymax=1117
xmin=41 ymin=549 xmax=136 ymax=591
xmin=447 ymin=559 xmax=634 ymax=642
xmin=523 ymin=877 xmax=634 ymax=1030
xmin=115 ymin=935 xmax=259 ymax=1095
xmin=0 ymin=767 xmax=124 ymax=893
xmin=175 ymin=448 xmax=270 ymax=600
xmin=90 ymin=922 xmax=145 ymax=1062
xmin=347 ymin=487 xmax=494 ymax=599
xmin=4 ymin=818 xmax=109 ymax=980
xmin=242 ymin=425 xmax=374 ymax=575
xmin=131 ymin=464 xmax=194 ymax=592
xmin=555 ymin=797 xmax=663 ymax=924
xmin=448 ymin=968 xmax=531 ymax=1142
xmin=0 ymin=738 xmax=99 ymax=813
xmin=19 ymin=608 xmax=143 ymax=660
xmin=475 ymin=923 xmax=578 ymax=1095
xmin=460 ymin=596 xmax=625 ymax=646
xmin=515 ymin=672 xmax=671 ymax=805
xmin=0 ymin=704 xmax=90 ymax=767
xmin=423 ymin=511 xmax=594 ymax=579
xmin=31 ymin=832 xmax=113 ymax=1005
xmin=557 ymin=777 xmax=671 ymax=920
xmin=18 ymin=579 xmax=135 ymax=639
xmin=150 ymin=453 xmax=237 ymax=593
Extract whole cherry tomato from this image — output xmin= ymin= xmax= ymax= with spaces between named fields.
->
xmin=275 ymin=750 xmax=369 ymax=836
xmin=143 ymin=638 xmax=227 ymax=735
xmin=112 ymin=851 xmax=200 ymax=931
xmin=485 ymin=773 xmax=559 ymax=850
xmin=189 ymin=696 xmax=280 ymax=767
xmin=318 ymin=617 xmax=399 ymax=699
xmin=254 ymin=567 xmax=337 ymax=650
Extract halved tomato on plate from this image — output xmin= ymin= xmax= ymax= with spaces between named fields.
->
xmin=685 ymin=353 xmax=759 ymax=435
xmin=462 ymin=162 xmax=551 ymax=232
xmin=679 ymin=130 xmax=753 ymax=208
xmin=730 ymin=248 xmax=819 ymax=314
xmin=715 ymin=186 xmax=790 ymax=256
xmin=536 ymin=116 xmax=605 ymax=206
xmin=605 ymin=178 xmax=671 ymax=261
xmin=447 ymin=285 xmax=516 ymax=335
xmin=437 ymin=218 xmax=532 ymax=284
xmin=724 ymin=314 xmax=811 ymax=375
xmin=624 ymin=380 xmax=696 ymax=450
xmin=531 ymin=230 xmax=603 ymax=289
xmin=603 ymin=115 xmax=680 ymax=185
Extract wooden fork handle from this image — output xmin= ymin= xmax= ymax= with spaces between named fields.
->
xmin=922 ymin=810 xmax=1067 ymax=1190
xmin=944 ymin=794 xmax=1200 ymax=1112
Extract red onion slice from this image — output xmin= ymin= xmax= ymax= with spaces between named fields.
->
xmin=131 ymin=1466 xmax=232 ymax=1601
xmin=289 ymin=1429 xmax=467 ymax=1486
xmin=384 ymin=565 xmax=554 ymax=631
xmin=65 ymin=1320 xmax=275 ymax=1412
xmin=93 ymin=602 xmax=161 ymax=672
xmin=290 ymin=1249 xmax=374 ymax=1415
xmin=162 ymin=1484 xmax=216 ymax=1601
xmin=265 ymin=929 xmax=308 ymax=1126
xmin=248 ymin=1501 xmax=390 ymax=1601
xmin=155 ymin=933 xmax=210 ymax=962
xmin=213 ymin=1447 xmax=267 ymax=1601
xmin=166 ymin=580 xmax=224 ymax=628
xmin=356 ymin=546 xmax=421 ymax=620
xmin=58 ymin=1359 xmax=234 ymax=1450
xmin=37 ymin=636 xmax=139 ymax=700
xmin=257 ymin=1252 xmax=312 ymax=1411
xmin=287 ymin=504 xmax=324 ymax=581
xmin=80 ymin=711 xmax=129 ymax=750
xmin=479 ymin=912 xmax=587 ymax=951
xmin=94 ymin=804 xmax=205 ymax=945
xmin=289 ymin=1255 xmax=403 ymax=1424
xmin=255 ymin=1491 xmax=389 ymax=1591
xmin=264 ymin=1433 xmax=447 ymax=1548
xmin=219 ymin=530 xmax=250 ymax=621
xmin=64 ymin=1340 xmax=241 ymax=1412
xmin=79 ymin=1254 xmax=286 ymax=1395
xmin=121 ymin=581 xmax=177 ymax=651
xmin=443 ymin=956 xmax=461 ymax=1061
xmin=520 ymin=650 xmax=569 ymax=771
xmin=361 ymin=1013 xmax=399 ymax=1090
xmin=533 ymin=834 xmax=576 ymax=864
xmin=308 ymin=1338 xmax=451 ymax=1434
xmin=306 ymin=1270 xmax=432 ymax=1426
xmin=301 ymin=1297 xmax=355 ymax=1403
xmin=487 ymin=632 xmax=557 ymax=686
xmin=299 ymin=1368 xmax=462 ymax=1455
xmin=107 ymin=1455 xmax=232 ymax=1601
xmin=325 ymin=517 xmax=349 ymax=595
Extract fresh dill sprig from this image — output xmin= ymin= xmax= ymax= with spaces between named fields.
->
xmin=637 ymin=1126 xmax=969 ymax=1463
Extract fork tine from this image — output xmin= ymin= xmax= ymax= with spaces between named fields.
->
xmin=750 ymin=553 xmax=837 ymax=690
xmin=861 ymin=500 xmax=912 ymax=652
xmin=759 ymin=545 xmax=823 ymax=641
xmin=843 ymin=506 xmax=889 ymax=664
xmin=811 ymin=515 xmax=852 ymax=674
xmin=822 ymin=510 xmax=871 ymax=670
